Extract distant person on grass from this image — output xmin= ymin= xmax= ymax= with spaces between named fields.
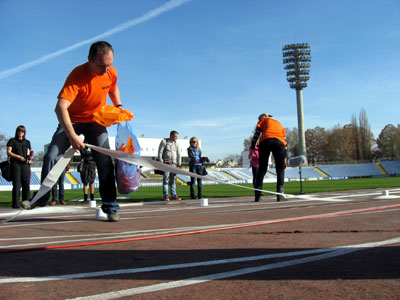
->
xmin=187 ymin=136 xmax=204 ymax=200
xmin=79 ymin=148 xmax=96 ymax=202
xmin=250 ymin=114 xmax=287 ymax=202
xmin=158 ymin=130 xmax=182 ymax=201
xmin=51 ymin=164 xmax=68 ymax=205
xmin=7 ymin=125 xmax=33 ymax=208
xmin=22 ymin=41 xmax=123 ymax=222
xmin=249 ymin=140 xmax=259 ymax=188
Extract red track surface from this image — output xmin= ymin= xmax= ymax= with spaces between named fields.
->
xmin=0 ymin=189 xmax=399 ymax=299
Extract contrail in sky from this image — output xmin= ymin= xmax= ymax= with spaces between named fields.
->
xmin=0 ymin=0 xmax=191 ymax=80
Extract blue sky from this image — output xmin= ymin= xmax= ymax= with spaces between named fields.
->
xmin=1 ymin=0 xmax=399 ymax=161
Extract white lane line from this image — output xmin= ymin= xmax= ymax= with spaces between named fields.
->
xmin=3 ymin=237 xmax=400 ymax=285
xmin=1 ymin=204 xmax=399 ymax=249
xmin=66 ymin=237 xmax=400 ymax=300
xmin=2 ymin=189 xmax=396 ymax=228
xmin=0 ymin=248 xmax=332 ymax=283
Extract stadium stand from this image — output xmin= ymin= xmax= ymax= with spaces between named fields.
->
xmin=222 ymin=168 xmax=253 ymax=181
xmin=0 ymin=174 xmax=12 ymax=186
xmin=69 ymin=171 xmax=83 ymax=184
xmin=317 ymin=163 xmax=383 ymax=178
xmin=380 ymin=161 xmax=400 ymax=176
xmin=30 ymin=171 xmax=41 ymax=185
xmin=284 ymin=167 xmax=324 ymax=179
xmin=1 ymin=161 xmax=400 ymax=191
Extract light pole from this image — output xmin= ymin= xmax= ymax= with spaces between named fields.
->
xmin=282 ymin=43 xmax=311 ymax=165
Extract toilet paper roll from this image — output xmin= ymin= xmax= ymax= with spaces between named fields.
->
xmin=96 ymin=207 xmax=107 ymax=220
xmin=200 ymin=198 xmax=208 ymax=206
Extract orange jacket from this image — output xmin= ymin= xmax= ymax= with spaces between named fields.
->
xmin=256 ymin=117 xmax=287 ymax=146
xmin=58 ymin=62 xmax=118 ymax=123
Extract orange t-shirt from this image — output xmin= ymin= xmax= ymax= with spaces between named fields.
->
xmin=256 ymin=117 xmax=287 ymax=146
xmin=57 ymin=62 xmax=118 ymax=123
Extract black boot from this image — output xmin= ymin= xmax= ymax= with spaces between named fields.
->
xmin=255 ymin=190 xmax=261 ymax=202
xmin=277 ymin=185 xmax=284 ymax=202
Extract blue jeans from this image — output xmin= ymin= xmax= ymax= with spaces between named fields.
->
xmin=163 ymin=163 xmax=177 ymax=197
xmin=41 ymin=123 xmax=119 ymax=213
xmin=189 ymin=165 xmax=203 ymax=199
xmin=51 ymin=168 xmax=66 ymax=202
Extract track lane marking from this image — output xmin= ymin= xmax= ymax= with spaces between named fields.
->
xmin=66 ymin=237 xmax=400 ymax=299
xmin=1 ymin=204 xmax=399 ymax=252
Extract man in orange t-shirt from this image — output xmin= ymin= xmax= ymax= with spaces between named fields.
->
xmin=23 ymin=41 xmax=122 ymax=222
xmin=250 ymin=114 xmax=287 ymax=202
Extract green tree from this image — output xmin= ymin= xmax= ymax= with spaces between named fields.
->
xmin=0 ymin=132 xmax=10 ymax=161
xmin=375 ymin=124 xmax=400 ymax=159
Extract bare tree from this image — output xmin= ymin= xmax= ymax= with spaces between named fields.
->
xmin=358 ymin=108 xmax=374 ymax=160
xmin=221 ymin=154 xmax=242 ymax=168
xmin=285 ymin=127 xmax=299 ymax=158
xmin=351 ymin=113 xmax=362 ymax=160
xmin=305 ymin=126 xmax=328 ymax=163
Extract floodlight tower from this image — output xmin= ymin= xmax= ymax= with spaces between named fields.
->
xmin=282 ymin=43 xmax=311 ymax=165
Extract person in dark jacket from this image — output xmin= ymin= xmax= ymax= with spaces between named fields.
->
xmin=6 ymin=125 xmax=33 ymax=208
xmin=187 ymin=136 xmax=204 ymax=199
xmin=79 ymin=149 xmax=96 ymax=202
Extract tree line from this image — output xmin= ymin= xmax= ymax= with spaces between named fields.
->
xmin=243 ymin=109 xmax=400 ymax=165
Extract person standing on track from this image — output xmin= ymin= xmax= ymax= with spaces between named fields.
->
xmin=250 ymin=114 xmax=287 ymax=202
xmin=158 ymin=130 xmax=182 ymax=201
xmin=50 ymin=164 xmax=68 ymax=205
xmin=79 ymin=148 xmax=97 ymax=202
xmin=22 ymin=41 xmax=123 ymax=222
xmin=187 ymin=136 xmax=204 ymax=200
xmin=7 ymin=125 xmax=33 ymax=208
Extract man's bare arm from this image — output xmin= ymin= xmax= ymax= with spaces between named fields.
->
xmin=109 ymin=86 xmax=122 ymax=107
xmin=55 ymin=98 xmax=85 ymax=150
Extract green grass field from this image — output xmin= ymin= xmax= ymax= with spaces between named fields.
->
xmin=1 ymin=177 xmax=399 ymax=208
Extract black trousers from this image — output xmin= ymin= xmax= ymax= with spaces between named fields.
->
xmin=11 ymin=162 xmax=31 ymax=208
xmin=254 ymin=138 xmax=286 ymax=197
xmin=251 ymin=166 xmax=258 ymax=187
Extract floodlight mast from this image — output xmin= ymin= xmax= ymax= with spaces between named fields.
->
xmin=282 ymin=43 xmax=311 ymax=166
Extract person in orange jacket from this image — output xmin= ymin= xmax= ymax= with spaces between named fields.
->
xmin=250 ymin=114 xmax=287 ymax=202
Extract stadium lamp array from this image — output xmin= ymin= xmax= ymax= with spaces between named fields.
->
xmin=282 ymin=43 xmax=312 ymax=91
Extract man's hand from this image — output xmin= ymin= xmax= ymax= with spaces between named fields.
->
xmin=68 ymin=133 xmax=85 ymax=151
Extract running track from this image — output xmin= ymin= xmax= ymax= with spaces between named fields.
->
xmin=0 ymin=188 xmax=399 ymax=299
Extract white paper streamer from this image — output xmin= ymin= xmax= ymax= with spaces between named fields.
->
xmin=30 ymin=148 xmax=76 ymax=206
xmin=22 ymin=143 xmax=287 ymax=212
xmin=85 ymin=143 xmax=288 ymax=197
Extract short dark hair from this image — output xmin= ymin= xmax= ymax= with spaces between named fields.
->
xmin=170 ymin=130 xmax=179 ymax=137
xmin=89 ymin=41 xmax=114 ymax=60
xmin=14 ymin=125 xmax=26 ymax=139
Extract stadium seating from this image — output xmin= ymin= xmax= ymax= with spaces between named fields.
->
xmin=1 ymin=161 xmax=399 ymax=191
xmin=317 ymin=163 xmax=383 ymax=178
xmin=380 ymin=161 xmax=400 ymax=176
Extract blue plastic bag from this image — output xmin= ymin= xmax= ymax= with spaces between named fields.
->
xmin=115 ymin=121 xmax=141 ymax=194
